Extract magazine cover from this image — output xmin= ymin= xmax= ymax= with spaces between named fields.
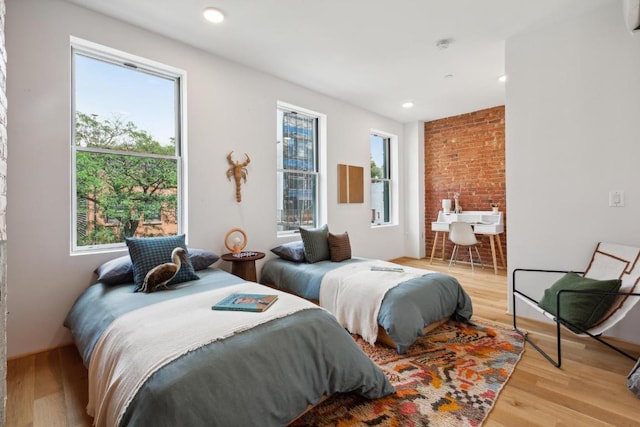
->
xmin=212 ymin=293 xmax=278 ymax=312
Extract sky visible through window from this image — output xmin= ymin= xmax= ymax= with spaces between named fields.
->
xmin=371 ymin=134 xmax=386 ymax=175
xmin=75 ymin=54 xmax=176 ymax=146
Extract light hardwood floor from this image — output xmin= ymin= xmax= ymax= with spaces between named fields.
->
xmin=6 ymin=259 xmax=640 ymax=426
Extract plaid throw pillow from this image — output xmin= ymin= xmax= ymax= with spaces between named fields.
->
xmin=126 ymin=235 xmax=199 ymax=291
xmin=328 ymin=232 xmax=351 ymax=262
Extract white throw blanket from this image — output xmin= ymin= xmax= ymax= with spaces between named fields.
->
xmin=87 ymin=282 xmax=318 ymax=427
xmin=319 ymin=260 xmax=431 ymax=345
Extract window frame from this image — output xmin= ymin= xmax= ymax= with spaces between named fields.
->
xmin=370 ymin=129 xmax=399 ymax=227
xmin=276 ymin=101 xmax=327 ymax=237
xmin=70 ymin=37 xmax=188 ymax=254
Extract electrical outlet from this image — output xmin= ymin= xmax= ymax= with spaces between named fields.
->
xmin=609 ymin=190 xmax=625 ymax=207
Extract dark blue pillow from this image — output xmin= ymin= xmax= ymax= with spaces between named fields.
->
xmin=95 ymin=255 xmax=134 ymax=285
xmin=126 ymin=235 xmax=199 ymax=290
xmin=189 ymin=248 xmax=220 ymax=270
xmin=95 ymin=248 xmax=219 ymax=286
xmin=271 ymin=241 xmax=306 ymax=262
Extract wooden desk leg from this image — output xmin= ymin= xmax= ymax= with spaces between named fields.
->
xmin=430 ymin=232 xmax=439 ymax=264
xmin=496 ymin=233 xmax=506 ymax=268
xmin=441 ymin=232 xmax=447 ymax=261
xmin=489 ymin=235 xmax=498 ymax=275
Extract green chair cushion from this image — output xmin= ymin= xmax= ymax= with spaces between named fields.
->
xmin=538 ymin=272 xmax=622 ymax=333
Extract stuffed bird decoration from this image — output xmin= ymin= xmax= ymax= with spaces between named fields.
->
xmin=139 ymin=247 xmax=188 ymax=293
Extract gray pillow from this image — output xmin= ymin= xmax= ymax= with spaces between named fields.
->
xmin=271 ymin=241 xmax=306 ymax=262
xmin=126 ymin=235 xmax=199 ymax=291
xmin=299 ymin=224 xmax=330 ymax=263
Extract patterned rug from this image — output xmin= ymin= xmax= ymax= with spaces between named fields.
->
xmin=291 ymin=319 xmax=525 ymax=427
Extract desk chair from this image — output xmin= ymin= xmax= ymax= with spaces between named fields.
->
xmin=448 ymin=221 xmax=483 ymax=272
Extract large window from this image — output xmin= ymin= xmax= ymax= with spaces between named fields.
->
xmin=276 ymin=103 xmax=325 ymax=234
xmin=370 ymin=132 xmax=396 ymax=225
xmin=71 ymin=39 xmax=185 ymax=252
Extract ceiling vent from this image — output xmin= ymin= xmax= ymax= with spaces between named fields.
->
xmin=623 ymin=0 xmax=640 ymax=32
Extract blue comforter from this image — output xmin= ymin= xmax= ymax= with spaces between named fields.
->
xmin=260 ymin=257 xmax=473 ymax=353
xmin=64 ymin=268 xmax=394 ymax=426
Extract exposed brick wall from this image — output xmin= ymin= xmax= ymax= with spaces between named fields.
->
xmin=424 ymin=106 xmax=506 ymax=267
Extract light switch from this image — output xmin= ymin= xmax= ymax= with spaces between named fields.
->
xmin=609 ymin=191 xmax=625 ymax=207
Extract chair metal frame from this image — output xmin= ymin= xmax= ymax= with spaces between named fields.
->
xmin=512 ymin=268 xmax=640 ymax=368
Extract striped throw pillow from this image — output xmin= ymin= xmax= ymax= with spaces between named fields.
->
xmin=328 ymin=232 xmax=351 ymax=262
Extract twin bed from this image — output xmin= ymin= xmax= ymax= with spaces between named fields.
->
xmin=64 ymin=233 xmax=473 ymax=426
xmin=260 ymin=256 xmax=474 ymax=353
xmin=65 ymin=265 xmax=393 ymax=426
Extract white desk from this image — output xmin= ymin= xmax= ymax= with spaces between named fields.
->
xmin=430 ymin=210 xmax=505 ymax=274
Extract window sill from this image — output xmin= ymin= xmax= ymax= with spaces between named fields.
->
xmin=370 ymin=223 xmax=397 ymax=229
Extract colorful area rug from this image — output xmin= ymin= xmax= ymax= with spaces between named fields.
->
xmin=291 ymin=319 xmax=525 ymax=427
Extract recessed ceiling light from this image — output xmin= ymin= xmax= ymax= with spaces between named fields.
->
xmin=498 ymin=75 xmax=507 ymax=82
xmin=402 ymin=102 xmax=414 ymax=109
xmin=203 ymin=7 xmax=225 ymax=24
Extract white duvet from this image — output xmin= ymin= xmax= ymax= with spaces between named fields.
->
xmin=319 ymin=260 xmax=429 ymax=345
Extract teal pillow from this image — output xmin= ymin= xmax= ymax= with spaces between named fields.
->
xmin=299 ymin=225 xmax=330 ymax=263
xmin=126 ymin=235 xmax=199 ymax=291
xmin=538 ymin=272 xmax=622 ymax=333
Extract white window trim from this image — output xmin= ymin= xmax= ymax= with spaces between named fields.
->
xmin=70 ymin=37 xmax=188 ymax=255
xmin=276 ymin=101 xmax=327 ymax=237
xmin=370 ymin=129 xmax=399 ymax=228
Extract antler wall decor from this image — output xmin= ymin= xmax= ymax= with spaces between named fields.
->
xmin=226 ymin=151 xmax=251 ymax=202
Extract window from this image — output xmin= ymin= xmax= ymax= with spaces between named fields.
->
xmin=276 ymin=102 xmax=326 ymax=235
xmin=370 ymin=132 xmax=396 ymax=225
xmin=71 ymin=39 xmax=185 ymax=252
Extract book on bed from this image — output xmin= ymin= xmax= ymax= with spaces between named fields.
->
xmin=370 ymin=266 xmax=404 ymax=272
xmin=212 ymin=293 xmax=278 ymax=312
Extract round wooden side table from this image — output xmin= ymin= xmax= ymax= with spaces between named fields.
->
xmin=221 ymin=251 xmax=265 ymax=282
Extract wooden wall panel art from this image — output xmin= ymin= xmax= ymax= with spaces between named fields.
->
xmin=338 ymin=164 xmax=364 ymax=204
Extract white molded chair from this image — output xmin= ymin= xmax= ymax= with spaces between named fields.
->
xmin=513 ymin=242 xmax=640 ymax=368
xmin=448 ymin=221 xmax=483 ymax=272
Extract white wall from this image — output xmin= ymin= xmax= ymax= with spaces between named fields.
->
xmin=403 ymin=121 xmax=425 ymax=259
xmin=5 ymin=0 xmax=407 ymax=357
xmin=506 ymin=1 xmax=640 ymax=341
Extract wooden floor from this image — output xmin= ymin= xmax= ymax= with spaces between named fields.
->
xmin=6 ymin=258 xmax=640 ymax=426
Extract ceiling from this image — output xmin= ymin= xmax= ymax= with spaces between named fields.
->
xmin=65 ymin=0 xmax=614 ymax=123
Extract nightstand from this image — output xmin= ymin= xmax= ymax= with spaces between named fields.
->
xmin=221 ymin=251 xmax=265 ymax=282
